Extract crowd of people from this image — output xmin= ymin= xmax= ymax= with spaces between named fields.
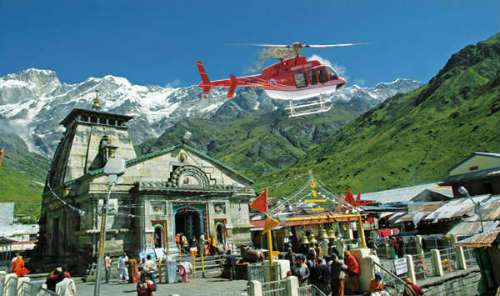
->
xmin=286 ymin=246 xmax=362 ymax=296
xmin=101 ymin=253 xmax=159 ymax=296
xmin=175 ymin=232 xmax=226 ymax=257
xmin=285 ymin=244 xmax=423 ymax=296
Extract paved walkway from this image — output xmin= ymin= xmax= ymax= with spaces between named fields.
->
xmin=76 ymin=278 xmax=247 ymax=296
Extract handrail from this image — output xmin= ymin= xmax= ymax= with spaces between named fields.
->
xmin=373 ymin=261 xmax=412 ymax=289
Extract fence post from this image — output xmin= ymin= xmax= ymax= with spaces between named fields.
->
xmin=455 ymin=246 xmax=467 ymax=270
xmin=248 ymin=280 xmax=263 ymax=296
xmin=201 ymin=252 xmax=205 ymax=278
xmin=431 ymin=249 xmax=444 ymax=277
xmin=286 ymin=276 xmax=299 ymax=296
xmin=416 ymin=235 xmax=424 ymax=255
xmin=383 ymin=238 xmax=390 ymax=258
xmin=405 ymin=255 xmax=417 ymax=284
xmin=191 ymin=254 xmax=196 ymax=278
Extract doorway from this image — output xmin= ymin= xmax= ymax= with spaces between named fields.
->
xmin=175 ymin=207 xmax=202 ymax=242
xmin=151 ymin=220 xmax=167 ymax=249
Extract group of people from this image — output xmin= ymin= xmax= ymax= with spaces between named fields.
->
xmin=102 ymin=253 xmax=158 ymax=296
xmin=287 ymin=247 xmax=362 ymax=296
xmin=286 ymin=245 xmax=423 ymax=296
xmin=175 ymin=233 xmax=224 ymax=257
xmin=46 ymin=267 xmax=76 ymax=295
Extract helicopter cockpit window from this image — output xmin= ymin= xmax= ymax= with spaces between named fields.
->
xmin=294 ymin=71 xmax=307 ymax=88
xmin=319 ymin=68 xmax=329 ymax=83
xmin=327 ymin=67 xmax=338 ymax=80
xmin=309 ymin=70 xmax=318 ymax=85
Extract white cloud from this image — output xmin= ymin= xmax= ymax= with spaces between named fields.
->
xmin=165 ymin=79 xmax=181 ymax=88
xmin=308 ymin=54 xmax=347 ymax=77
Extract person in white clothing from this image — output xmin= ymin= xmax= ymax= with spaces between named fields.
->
xmin=118 ymin=253 xmax=129 ymax=282
xmin=56 ymin=277 xmax=77 ymax=296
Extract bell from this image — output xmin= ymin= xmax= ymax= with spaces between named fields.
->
xmin=309 ymin=233 xmax=318 ymax=245
xmin=328 ymin=226 xmax=337 ymax=240
xmin=320 ymin=228 xmax=329 ymax=240
xmin=301 ymin=235 xmax=310 ymax=245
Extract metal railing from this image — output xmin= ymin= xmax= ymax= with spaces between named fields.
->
xmin=298 ymin=284 xmax=328 ymax=296
xmin=413 ymin=251 xmax=434 ymax=280
xmin=21 ymin=281 xmax=58 ymax=296
xmin=440 ymin=248 xmax=458 ymax=273
xmin=463 ymin=248 xmax=478 ymax=268
xmin=373 ymin=261 xmax=412 ymax=296
xmin=261 ymin=279 xmax=287 ymax=296
xmin=247 ymin=263 xmax=282 ymax=283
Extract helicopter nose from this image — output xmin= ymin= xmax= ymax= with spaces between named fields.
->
xmin=336 ymin=77 xmax=347 ymax=89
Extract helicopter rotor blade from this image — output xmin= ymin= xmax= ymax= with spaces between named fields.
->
xmin=225 ymin=43 xmax=291 ymax=48
xmin=304 ymin=43 xmax=367 ymax=48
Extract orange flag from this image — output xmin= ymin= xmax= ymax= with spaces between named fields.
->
xmin=263 ymin=216 xmax=280 ymax=233
xmin=250 ymin=190 xmax=268 ymax=213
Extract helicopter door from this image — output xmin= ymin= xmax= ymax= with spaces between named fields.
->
xmin=309 ymin=69 xmax=318 ymax=85
xmin=294 ymin=71 xmax=308 ymax=88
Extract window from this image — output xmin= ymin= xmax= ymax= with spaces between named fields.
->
xmin=294 ymin=72 xmax=307 ymax=88
xmin=90 ymin=116 xmax=98 ymax=123
xmin=99 ymin=118 xmax=106 ymax=124
xmin=327 ymin=67 xmax=338 ymax=80
xmin=80 ymin=115 xmax=89 ymax=122
xmin=309 ymin=70 xmax=318 ymax=85
xmin=108 ymin=119 xmax=116 ymax=126
xmin=319 ymin=68 xmax=329 ymax=83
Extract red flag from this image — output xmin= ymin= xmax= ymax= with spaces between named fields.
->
xmin=0 ymin=148 xmax=3 ymax=167
xmin=250 ymin=191 xmax=268 ymax=213
xmin=356 ymin=192 xmax=361 ymax=202
xmin=345 ymin=191 xmax=355 ymax=205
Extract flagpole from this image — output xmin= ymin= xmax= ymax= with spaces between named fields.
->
xmin=265 ymin=188 xmax=274 ymax=282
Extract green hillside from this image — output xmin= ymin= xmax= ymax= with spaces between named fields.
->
xmin=139 ymin=98 xmax=368 ymax=179
xmin=0 ymin=131 xmax=49 ymax=218
xmin=262 ymin=33 xmax=500 ymax=196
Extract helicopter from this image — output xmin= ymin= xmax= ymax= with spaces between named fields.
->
xmin=196 ymin=42 xmax=363 ymax=117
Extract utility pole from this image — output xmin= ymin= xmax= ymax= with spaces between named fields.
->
xmin=94 ymin=158 xmax=125 ymax=296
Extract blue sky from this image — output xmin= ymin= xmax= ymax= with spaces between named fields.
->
xmin=1 ymin=0 xmax=499 ymax=87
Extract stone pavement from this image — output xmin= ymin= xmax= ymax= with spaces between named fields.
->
xmin=76 ymin=278 xmax=248 ymax=296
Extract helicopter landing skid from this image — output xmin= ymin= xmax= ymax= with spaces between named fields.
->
xmin=285 ymin=95 xmax=331 ymax=118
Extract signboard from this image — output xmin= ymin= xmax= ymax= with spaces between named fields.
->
xmin=393 ymin=257 xmax=408 ymax=276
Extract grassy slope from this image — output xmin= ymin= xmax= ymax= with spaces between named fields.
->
xmin=0 ymin=132 xmax=49 ymax=217
xmin=262 ymin=33 xmax=500 ymax=197
xmin=140 ymin=100 xmax=363 ymax=179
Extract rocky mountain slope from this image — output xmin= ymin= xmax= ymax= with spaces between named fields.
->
xmin=0 ymin=69 xmax=420 ymax=157
xmin=262 ymin=33 xmax=500 ymax=197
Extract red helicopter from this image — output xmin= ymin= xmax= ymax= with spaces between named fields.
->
xmin=196 ymin=42 xmax=363 ymax=117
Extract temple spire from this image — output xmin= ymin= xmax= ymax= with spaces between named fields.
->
xmin=91 ymin=90 xmax=102 ymax=111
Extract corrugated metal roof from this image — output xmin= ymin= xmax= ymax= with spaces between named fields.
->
xmin=455 ymin=228 xmax=500 ymax=248
xmin=362 ymin=183 xmax=452 ymax=204
xmin=0 ymin=224 xmax=39 ymax=237
xmin=448 ymin=221 xmax=499 ymax=236
xmin=423 ymin=195 xmax=492 ymax=223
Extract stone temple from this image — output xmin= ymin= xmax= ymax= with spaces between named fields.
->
xmin=36 ymin=108 xmax=254 ymax=272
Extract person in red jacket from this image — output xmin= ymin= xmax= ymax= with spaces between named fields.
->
xmin=344 ymin=251 xmax=360 ymax=293
xmin=137 ymin=273 xmax=156 ymax=296
xmin=403 ymin=278 xmax=424 ymax=296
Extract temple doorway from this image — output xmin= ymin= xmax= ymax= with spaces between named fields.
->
xmin=175 ymin=207 xmax=202 ymax=242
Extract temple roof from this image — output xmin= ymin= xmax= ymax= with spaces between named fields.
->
xmin=86 ymin=143 xmax=254 ymax=185
xmin=60 ymin=108 xmax=133 ymax=127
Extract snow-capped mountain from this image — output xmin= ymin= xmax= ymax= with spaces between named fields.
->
xmin=0 ymin=68 xmax=421 ymax=156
